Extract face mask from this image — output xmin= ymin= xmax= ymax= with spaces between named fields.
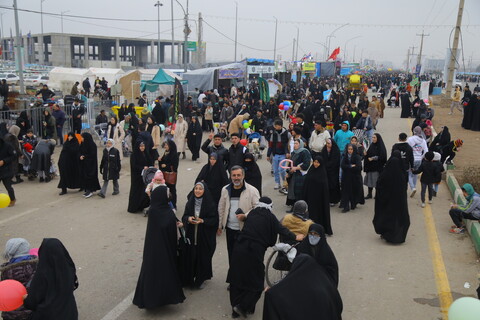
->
xmin=308 ymin=234 xmax=321 ymax=246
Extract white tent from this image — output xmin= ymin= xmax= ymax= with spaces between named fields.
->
xmin=48 ymin=67 xmax=93 ymax=93
xmin=88 ymin=68 xmax=125 ymax=86
xmin=182 ymin=62 xmax=245 ymax=91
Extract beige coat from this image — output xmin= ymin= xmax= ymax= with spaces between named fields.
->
xmin=173 ymin=119 xmax=188 ymax=152
xmin=106 ymin=123 xmax=125 ymax=160
xmin=218 ymin=182 xmax=260 ymax=230
xmin=228 ymin=113 xmax=250 ymax=136
xmin=146 ymin=123 xmax=161 ymax=149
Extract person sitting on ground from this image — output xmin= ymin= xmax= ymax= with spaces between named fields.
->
xmin=281 ymin=200 xmax=314 ymax=240
xmin=449 ymin=183 xmax=480 ymax=234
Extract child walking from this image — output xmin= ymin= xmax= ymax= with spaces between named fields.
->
xmin=98 ymin=139 xmax=121 ymax=198
xmin=412 ymin=151 xmax=444 ymax=207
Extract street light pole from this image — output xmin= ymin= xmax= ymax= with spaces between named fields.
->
xmin=273 ymin=16 xmax=278 ymax=62
xmin=154 ymin=1 xmax=163 ymax=65
xmin=295 ymin=26 xmax=299 ymax=61
xmin=173 ymin=0 xmax=188 ymax=73
xmin=170 ymin=0 xmax=174 ymax=65
xmin=61 ymin=10 xmax=69 ymax=66
xmin=0 ymin=12 xmax=5 ymax=61
xmin=13 ymin=0 xmax=25 ymax=94
xmin=234 ymin=1 xmax=238 ymax=62
xmin=326 ymin=23 xmax=349 ymax=60
xmin=39 ymin=0 xmax=45 ymax=64
xmin=343 ymin=35 xmax=362 ymax=62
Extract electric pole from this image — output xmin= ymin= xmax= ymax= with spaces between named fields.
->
xmin=295 ymin=26 xmax=299 ymax=61
xmin=155 ymin=1 xmax=163 ymax=65
xmin=234 ymin=1 xmax=238 ymax=62
xmin=446 ymin=0 xmax=465 ymax=97
xmin=13 ymin=0 xmax=25 ymax=94
xmin=292 ymin=38 xmax=295 ymax=61
xmin=416 ymin=31 xmax=429 ymax=74
xmin=407 ymin=46 xmax=417 ymax=73
xmin=273 ymin=17 xmax=278 ymax=62
xmin=170 ymin=0 xmax=174 ymax=64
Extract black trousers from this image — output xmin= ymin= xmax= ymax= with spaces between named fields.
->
xmin=166 ymin=183 xmax=177 ymax=208
xmin=229 ymin=285 xmax=262 ymax=314
xmin=1 ymin=177 xmax=15 ymax=201
xmin=449 ymin=208 xmax=478 ymax=228
xmin=226 ymin=227 xmax=239 ymax=266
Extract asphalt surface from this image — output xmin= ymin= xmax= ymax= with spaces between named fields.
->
xmin=0 ymin=106 xmax=478 ymax=320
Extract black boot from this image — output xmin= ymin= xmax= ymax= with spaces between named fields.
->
xmin=182 ymin=152 xmax=186 ymax=159
xmin=365 ymin=188 xmax=373 ymax=199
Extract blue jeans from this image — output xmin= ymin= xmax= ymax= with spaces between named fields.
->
xmin=272 ymin=154 xmax=286 ymax=185
xmin=56 ymin=127 xmax=63 ymax=144
xmin=408 ymin=160 xmax=422 ymax=190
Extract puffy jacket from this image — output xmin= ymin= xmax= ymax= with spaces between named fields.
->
xmin=309 ymin=130 xmax=331 ymax=153
xmin=407 ymin=135 xmax=428 ymax=162
xmin=100 ymin=147 xmax=121 ymax=181
xmin=333 ymin=121 xmax=354 ymax=153
xmin=412 ymin=160 xmax=443 ymax=184
xmin=218 ymin=182 xmax=260 ymax=230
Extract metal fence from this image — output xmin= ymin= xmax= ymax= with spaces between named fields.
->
xmin=0 ymin=98 xmax=114 ymax=146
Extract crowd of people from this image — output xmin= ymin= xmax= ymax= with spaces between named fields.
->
xmin=1 ymin=72 xmax=480 ymax=319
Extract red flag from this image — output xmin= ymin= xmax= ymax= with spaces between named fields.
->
xmin=327 ymin=47 xmax=340 ymax=61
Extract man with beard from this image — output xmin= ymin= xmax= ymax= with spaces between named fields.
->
xmin=218 ymin=166 xmax=260 ymax=288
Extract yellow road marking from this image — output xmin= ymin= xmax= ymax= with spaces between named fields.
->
xmin=407 ymin=118 xmax=452 ymax=319
xmin=424 ymin=203 xmax=453 ymax=319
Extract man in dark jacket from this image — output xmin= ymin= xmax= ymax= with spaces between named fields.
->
xmin=82 ymin=78 xmax=91 ymax=97
xmin=266 ymin=119 xmax=290 ymax=192
xmin=71 ymin=98 xmax=85 ymax=134
xmin=391 ymin=132 xmax=414 ymax=176
xmin=251 ymin=109 xmax=267 ymax=135
xmin=227 ymin=133 xmax=248 ymax=171
xmin=52 ymin=104 xmax=66 ymax=145
xmin=264 ymin=99 xmax=278 ymax=127
xmin=0 ymin=79 xmax=9 ymax=105
xmin=201 ymin=132 xmax=228 ymax=169
xmin=35 ymin=84 xmax=55 ymax=102
xmin=0 ymin=137 xmax=16 ymax=206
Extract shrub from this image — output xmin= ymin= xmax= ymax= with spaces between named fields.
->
xmin=462 ymin=166 xmax=480 ymax=191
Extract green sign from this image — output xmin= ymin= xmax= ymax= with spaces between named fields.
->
xmin=187 ymin=41 xmax=197 ymax=52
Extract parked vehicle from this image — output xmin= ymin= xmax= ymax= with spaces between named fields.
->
xmin=0 ymin=73 xmax=19 ymax=85
xmin=24 ymin=74 xmax=50 ymax=87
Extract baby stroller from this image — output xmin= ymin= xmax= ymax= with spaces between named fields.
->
xmin=388 ymin=96 xmax=396 ymax=108
xmin=352 ymin=128 xmax=370 ymax=150
xmin=247 ymin=132 xmax=264 ymax=160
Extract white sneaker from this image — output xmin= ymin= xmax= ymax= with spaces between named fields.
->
xmin=274 ymin=184 xmax=280 ymax=190
xmin=428 ymin=200 xmax=433 ymax=204
xmin=448 ymin=112 xmax=453 ymax=115
xmin=84 ymin=192 xmax=93 ymax=199
xmin=421 ymin=203 xmax=426 ymax=208
xmin=410 ymin=188 xmax=416 ymax=198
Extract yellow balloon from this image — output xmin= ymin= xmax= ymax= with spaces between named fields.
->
xmin=248 ymin=119 xmax=253 ymax=125
xmin=0 ymin=193 xmax=11 ymax=208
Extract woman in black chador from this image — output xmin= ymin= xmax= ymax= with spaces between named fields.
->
xmin=321 ymin=138 xmax=341 ymax=206
xmin=24 ymin=238 xmax=79 ymax=320
xmin=79 ymin=132 xmax=100 ymax=197
xmin=186 ymin=116 xmax=203 ymax=161
xmin=57 ymin=132 xmax=81 ymax=195
xmin=128 ymin=141 xmax=153 ymax=213
xmin=340 ymin=144 xmax=364 ymax=212
xmin=133 ymin=186 xmax=185 ymax=309
xmin=263 ymin=254 xmax=343 ymax=320
xmin=195 ymin=153 xmax=229 ymax=206
xmin=243 ymin=152 xmax=262 ymax=195
xmin=180 ymin=182 xmax=218 ymax=288
xmin=303 ymin=156 xmax=332 ymax=235
xmin=373 ymin=151 xmax=410 ymax=244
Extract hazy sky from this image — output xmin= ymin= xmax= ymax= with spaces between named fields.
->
xmin=1 ymin=0 xmax=479 ymax=68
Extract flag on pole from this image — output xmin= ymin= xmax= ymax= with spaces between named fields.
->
xmin=258 ymin=77 xmax=270 ymax=103
xmin=327 ymin=47 xmax=341 ymax=61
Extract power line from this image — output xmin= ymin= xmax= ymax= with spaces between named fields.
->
xmin=203 ymin=14 xmax=480 ymax=28
xmin=0 ymin=5 xmax=185 ymax=22
xmin=202 ymin=19 xmax=291 ymax=52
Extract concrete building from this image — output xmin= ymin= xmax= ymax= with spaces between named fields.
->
xmin=1 ymin=33 xmax=206 ymax=68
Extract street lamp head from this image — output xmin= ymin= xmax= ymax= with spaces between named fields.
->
xmin=154 ymin=1 xmax=163 ymax=7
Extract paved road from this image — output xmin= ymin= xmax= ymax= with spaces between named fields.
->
xmin=0 ymin=106 xmax=478 ymax=320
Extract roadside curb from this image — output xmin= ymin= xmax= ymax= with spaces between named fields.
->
xmin=446 ymin=171 xmax=480 ymax=255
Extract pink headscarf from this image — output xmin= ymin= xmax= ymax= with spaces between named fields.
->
xmin=152 ymin=170 xmax=165 ymax=184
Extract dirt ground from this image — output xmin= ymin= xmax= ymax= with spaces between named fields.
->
xmin=430 ymin=95 xmax=480 ymax=186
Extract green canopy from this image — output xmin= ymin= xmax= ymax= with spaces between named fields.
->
xmin=140 ymin=69 xmax=188 ymax=92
